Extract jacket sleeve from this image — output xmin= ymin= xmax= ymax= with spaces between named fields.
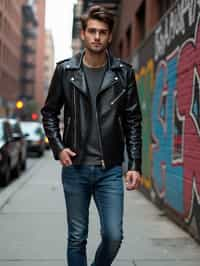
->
xmin=41 ymin=64 xmax=65 ymax=160
xmin=122 ymin=67 xmax=142 ymax=173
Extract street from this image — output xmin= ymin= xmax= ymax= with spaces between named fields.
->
xmin=0 ymin=151 xmax=199 ymax=266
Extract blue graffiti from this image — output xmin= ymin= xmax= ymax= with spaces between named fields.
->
xmin=152 ymin=56 xmax=184 ymax=213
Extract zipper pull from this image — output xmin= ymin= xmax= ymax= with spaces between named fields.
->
xmin=110 ymin=89 xmax=126 ymax=105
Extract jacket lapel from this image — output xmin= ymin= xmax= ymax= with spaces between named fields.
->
xmin=98 ymin=70 xmax=119 ymax=95
xmin=69 ymin=69 xmax=89 ymax=98
xmin=64 ymin=49 xmax=122 ymax=97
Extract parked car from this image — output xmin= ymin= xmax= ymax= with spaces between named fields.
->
xmin=0 ymin=118 xmax=22 ymax=186
xmin=8 ymin=118 xmax=27 ymax=171
xmin=20 ymin=121 xmax=45 ymax=157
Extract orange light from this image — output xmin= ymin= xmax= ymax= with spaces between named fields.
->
xmin=31 ymin=113 xmax=38 ymax=120
xmin=16 ymin=100 xmax=24 ymax=109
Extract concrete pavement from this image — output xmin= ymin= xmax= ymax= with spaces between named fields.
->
xmin=0 ymin=151 xmax=199 ymax=266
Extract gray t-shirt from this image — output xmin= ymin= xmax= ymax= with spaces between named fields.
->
xmin=82 ymin=63 xmax=107 ymax=165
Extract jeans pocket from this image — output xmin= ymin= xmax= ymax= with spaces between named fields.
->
xmin=63 ymin=164 xmax=73 ymax=169
xmin=62 ymin=165 xmax=75 ymax=183
xmin=113 ymin=166 xmax=123 ymax=177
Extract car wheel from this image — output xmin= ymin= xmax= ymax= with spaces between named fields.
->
xmin=21 ymin=159 xmax=27 ymax=171
xmin=38 ymin=148 xmax=44 ymax=157
xmin=0 ymin=161 xmax=11 ymax=187
xmin=13 ymin=158 xmax=21 ymax=178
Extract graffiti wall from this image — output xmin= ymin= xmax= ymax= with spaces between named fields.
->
xmin=132 ymin=0 xmax=200 ymax=240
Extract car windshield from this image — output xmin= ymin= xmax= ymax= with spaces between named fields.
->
xmin=21 ymin=123 xmax=44 ymax=137
xmin=0 ymin=123 xmax=3 ymax=140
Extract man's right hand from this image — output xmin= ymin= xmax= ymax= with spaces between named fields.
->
xmin=59 ymin=148 xmax=76 ymax=166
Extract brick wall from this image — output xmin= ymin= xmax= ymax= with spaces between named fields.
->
xmin=113 ymin=0 xmax=200 ymax=241
xmin=134 ymin=0 xmax=200 ymax=241
xmin=112 ymin=0 xmax=161 ymax=60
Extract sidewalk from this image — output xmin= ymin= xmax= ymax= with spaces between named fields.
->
xmin=0 ymin=152 xmax=199 ymax=266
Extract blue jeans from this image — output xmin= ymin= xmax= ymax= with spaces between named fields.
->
xmin=62 ymin=165 xmax=124 ymax=266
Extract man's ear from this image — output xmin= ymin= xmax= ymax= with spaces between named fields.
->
xmin=80 ymin=29 xmax=85 ymax=41
xmin=108 ymin=33 xmax=113 ymax=44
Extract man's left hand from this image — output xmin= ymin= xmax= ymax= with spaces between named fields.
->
xmin=125 ymin=170 xmax=141 ymax=190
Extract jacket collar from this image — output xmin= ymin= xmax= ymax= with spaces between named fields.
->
xmin=65 ymin=49 xmax=122 ymax=97
xmin=63 ymin=49 xmax=122 ymax=70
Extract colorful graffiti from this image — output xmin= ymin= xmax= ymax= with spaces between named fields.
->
xmin=177 ymin=15 xmax=200 ymax=225
xmin=155 ymin=0 xmax=200 ymax=60
xmin=152 ymin=50 xmax=184 ymax=213
xmin=135 ymin=59 xmax=154 ymax=189
xmin=134 ymin=1 xmax=200 ymax=239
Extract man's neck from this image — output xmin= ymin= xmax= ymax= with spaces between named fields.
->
xmin=83 ymin=50 xmax=107 ymax=68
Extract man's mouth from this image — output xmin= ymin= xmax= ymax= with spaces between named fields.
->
xmin=92 ymin=42 xmax=102 ymax=46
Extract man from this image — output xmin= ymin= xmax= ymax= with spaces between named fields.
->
xmin=41 ymin=5 xmax=142 ymax=266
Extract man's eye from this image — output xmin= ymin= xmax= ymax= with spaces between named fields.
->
xmin=88 ymin=29 xmax=96 ymax=34
xmin=87 ymin=29 xmax=108 ymax=35
xmin=100 ymin=30 xmax=107 ymax=35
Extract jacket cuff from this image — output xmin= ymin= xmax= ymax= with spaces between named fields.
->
xmin=51 ymin=142 xmax=65 ymax=160
xmin=128 ymin=159 xmax=142 ymax=174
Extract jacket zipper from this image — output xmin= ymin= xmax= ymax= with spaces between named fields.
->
xmin=66 ymin=117 xmax=71 ymax=138
xmin=96 ymin=106 xmax=105 ymax=169
xmin=73 ymin=87 xmax=77 ymax=150
xmin=110 ymin=89 xmax=126 ymax=106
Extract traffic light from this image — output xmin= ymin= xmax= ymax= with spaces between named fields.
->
xmin=16 ymin=100 xmax=24 ymax=109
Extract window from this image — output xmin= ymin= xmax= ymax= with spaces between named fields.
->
xmin=119 ymin=41 xmax=123 ymax=58
xmin=136 ymin=0 xmax=146 ymax=41
xmin=0 ymin=12 xmax=2 ymax=31
xmin=0 ymin=40 xmax=2 ymax=61
xmin=126 ymin=25 xmax=132 ymax=54
xmin=0 ymin=123 xmax=4 ymax=140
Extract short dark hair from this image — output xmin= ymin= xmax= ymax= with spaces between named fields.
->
xmin=80 ymin=5 xmax=115 ymax=32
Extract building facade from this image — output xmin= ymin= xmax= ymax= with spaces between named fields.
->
xmin=34 ymin=0 xmax=45 ymax=108
xmin=20 ymin=0 xmax=38 ymax=101
xmin=72 ymin=0 xmax=83 ymax=55
xmin=20 ymin=0 xmax=45 ymax=119
xmin=82 ymin=0 xmax=120 ymax=14
xmin=44 ymin=30 xmax=54 ymax=98
xmin=0 ymin=0 xmax=24 ymax=116
xmin=111 ymin=0 xmax=174 ymax=60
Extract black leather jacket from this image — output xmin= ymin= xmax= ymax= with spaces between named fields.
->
xmin=41 ymin=50 xmax=142 ymax=172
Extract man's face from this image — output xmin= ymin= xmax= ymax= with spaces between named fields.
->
xmin=81 ymin=19 xmax=112 ymax=54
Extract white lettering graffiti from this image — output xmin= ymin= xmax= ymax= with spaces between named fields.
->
xmin=155 ymin=0 xmax=200 ymax=60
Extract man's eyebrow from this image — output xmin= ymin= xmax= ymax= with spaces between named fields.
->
xmin=87 ymin=27 xmax=109 ymax=31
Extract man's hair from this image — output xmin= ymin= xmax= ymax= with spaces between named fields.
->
xmin=80 ymin=5 xmax=115 ymax=32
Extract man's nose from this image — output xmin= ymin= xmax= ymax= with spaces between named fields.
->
xmin=95 ymin=31 xmax=100 ymax=39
